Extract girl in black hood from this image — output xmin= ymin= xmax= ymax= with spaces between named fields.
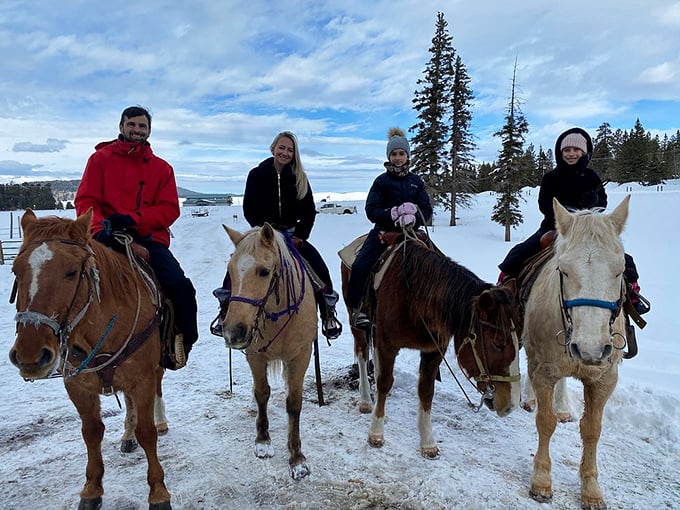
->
xmin=497 ymin=127 xmax=648 ymax=315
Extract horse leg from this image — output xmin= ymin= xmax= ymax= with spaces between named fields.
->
xmin=285 ymin=352 xmax=312 ymax=480
xmin=65 ymin=383 xmax=105 ymax=508
xmin=154 ymin=367 xmax=169 ymax=435
xmin=368 ymin=343 xmax=397 ymax=448
xmin=129 ymin=381 xmax=171 ymax=508
xmin=553 ymin=377 xmax=574 ymax=423
xmin=521 ymin=370 xmax=536 ymax=412
xmin=579 ymin=376 xmax=616 ymax=509
xmin=121 ymin=393 xmax=139 ymax=453
xmin=249 ymin=357 xmax=274 ymax=458
xmin=529 ymin=374 xmax=558 ymax=503
xmin=417 ymin=351 xmax=441 ymax=458
xmin=356 ymin=332 xmax=372 ymax=414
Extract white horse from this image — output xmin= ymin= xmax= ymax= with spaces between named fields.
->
xmin=523 ymin=196 xmax=630 ymax=510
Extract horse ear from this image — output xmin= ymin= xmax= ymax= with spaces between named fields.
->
xmin=608 ymin=194 xmax=630 ymax=235
xmin=72 ymin=208 xmax=93 ymax=244
xmin=477 ymin=290 xmax=496 ymax=321
xmin=20 ymin=209 xmax=37 ymax=233
xmin=260 ymin=223 xmax=276 ymax=247
xmin=553 ymin=198 xmax=573 ymax=236
xmin=223 ymin=224 xmax=244 ymax=246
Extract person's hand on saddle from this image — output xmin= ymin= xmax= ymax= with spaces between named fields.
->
xmin=103 ymin=213 xmax=136 ymax=234
xmin=290 ymin=236 xmax=304 ymax=251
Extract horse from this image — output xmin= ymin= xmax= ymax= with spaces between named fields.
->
xmin=522 ymin=196 xmax=630 ymax=509
xmin=341 ymin=235 xmax=522 ymax=458
xmin=8 ymin=209 xmax=171 ymax=510
xmin=216 ymin=223 xmax=318 ymax=479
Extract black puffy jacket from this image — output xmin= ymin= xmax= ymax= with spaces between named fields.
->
xmin=365 ymin=170 xmax=433 ymax=231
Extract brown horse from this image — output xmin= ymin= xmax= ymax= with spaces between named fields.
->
xmin=216 ymin=223 xmax=318 ymax=479
xmin=341 ymin=236 xmax=521 ymax=457
xmin=8 ymin=209 xmax=171 ymax=510
xmin=523 ymin=197 xmax=629 ymax=509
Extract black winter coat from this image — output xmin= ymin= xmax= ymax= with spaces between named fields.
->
xmin=538 ymin=128 xmax=607 ymax=231
xmin=242 ymin=157 xmax=317 ymax=240
xmin=365 ymin=170 xmax=433 ymax=232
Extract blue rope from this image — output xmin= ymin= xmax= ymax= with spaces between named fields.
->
xmin=74 ymin=314 xmax=117 ymax=374
xmin=564 ymin=298 xmax=618 ymax=311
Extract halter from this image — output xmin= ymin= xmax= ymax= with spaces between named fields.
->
xmin=13 ymin=240 xmax=100 ymax=378
xmin=557 ymin=269 xmax=627 ymax=357
xmin=227 ymin=232 xmax=308 ymax=352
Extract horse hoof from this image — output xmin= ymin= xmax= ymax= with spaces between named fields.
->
xmin=420 ymin=447 xmax=439 ymax=459
xmin=120 ymin=439 xmax=138 ymax=453
xmin=78 ymin=496 xmax=102 ymax=510
xmin=521 ymin=401 xmax=536 ymax=412
xmin=255 ymin=442 xmax=274 ymax=458
xmin=156 ymin=423 xmax=169 ymax=435
xmin=358 ymin=402 xmax=372 ymax=414
xmin=367 ymin=435 xmax=384 ymax=448
xmin=529 ymin=488 xmax=553 ymax=504
xmin=290 ymin=462 xmax=311 ymax=480
xmin=581 ymin=496 xmax=607 ymax=510
xmin=556 ymin=412 xmax=574 ymax=423
xmin=149 ymin=500 xmax=172 ymax=510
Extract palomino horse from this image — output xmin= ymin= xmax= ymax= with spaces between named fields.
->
xmin=523 ymin=196 xmax=630 ymax=509
xmin=341 ymin=236 xmax=521 ymax=457
xmin=8 ymin=209 xmax=171 ymax=510
xmin=217 ymin=223 xmax=318 ymax=479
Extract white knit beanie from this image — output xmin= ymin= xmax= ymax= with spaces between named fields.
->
xmin=560 ymin=133 xmax=588 ymax=153
xmin=386 ymin=127 xmax=411 ymax=159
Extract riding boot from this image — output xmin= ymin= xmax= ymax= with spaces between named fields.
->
xmin=320 ymin=290 xmax=342 ymax=340
xmin=210 ymin=287 xmax=231 ymax=336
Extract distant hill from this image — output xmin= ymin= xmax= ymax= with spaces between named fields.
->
xmin=29 ymin=180 xmax=234 ymax=201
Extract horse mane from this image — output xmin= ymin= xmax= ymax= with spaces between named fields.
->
xmin=555 ymin=209 xmax=625 ymax=255
xmin=398 ymin=242 xmax=490 ymax=337
xmin=238 ymin=226 xmax=302 ymax=295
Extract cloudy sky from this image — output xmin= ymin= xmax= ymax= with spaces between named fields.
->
xmin=1 ymin=1 xmax=679 ymax=194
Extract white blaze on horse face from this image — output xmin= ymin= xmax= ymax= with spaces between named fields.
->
xmin=28 ymin=243 xmax=53 ymax=302
xmin=235 ymin=253 xmax=256 ymax=294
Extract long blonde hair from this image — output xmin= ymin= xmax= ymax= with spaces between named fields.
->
xmin=270 ymin=131 xmax=309 ymax=199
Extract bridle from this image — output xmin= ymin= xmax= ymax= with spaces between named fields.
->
xmin=556 ymin=269 xmax=627 ymax=357
xmin=227 ymin=235 xmax=308 ymax=352
xmin=12 ymin=236 xmax=161 ymax=386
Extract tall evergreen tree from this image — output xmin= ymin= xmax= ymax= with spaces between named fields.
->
xmin=410 ymin=12 xmax=476 ymax=226
xmin=410 ymin=12 xmax=454 ymax=213
xmin=491 ymin=60 xmax=528 ymax=242
xmin=592 ymin=122 xmax=616 ymax=183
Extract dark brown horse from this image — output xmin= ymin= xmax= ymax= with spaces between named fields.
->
xmin=341 ymin=237 xmax=521 ymax=457
xmin=216 ymin=223 xmax=318 ymax=479
xmin=8 ymin=209 xmax=171 ymax=510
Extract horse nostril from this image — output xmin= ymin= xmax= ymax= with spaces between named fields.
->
xmin=601 ymin=344 xmax=613 ymax=360
xmin=39 ymin=348 xmax=54 ymax=368
xmin=8 ymin=348 xmax=19 ymax=368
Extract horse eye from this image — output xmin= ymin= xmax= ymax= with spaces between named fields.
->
xmin=258 ymin=268 xmax=270 ymax=278
xmin=65 ymin=271 xmax=78 ymax=280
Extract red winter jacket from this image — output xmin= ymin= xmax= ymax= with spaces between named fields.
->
xmin=75 ymin=137 xmax=180 ymax=247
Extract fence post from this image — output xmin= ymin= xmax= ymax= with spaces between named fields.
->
xmin=0 ymin=241 xmax=5 ymax=265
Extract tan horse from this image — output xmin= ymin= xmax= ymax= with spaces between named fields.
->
xmin=523 ymin=196 xmax=630 ymax=509
xmin=8 ymin=209 xmax=171 ymax=510
xmin=341 ymin=237 xmax=522 ymax=457
xmin=217 ymin=223 xmax=318 ymax=479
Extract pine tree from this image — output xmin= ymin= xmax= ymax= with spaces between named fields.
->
xmin=410 ymin=12 xmax=476 ymax=226
xmin=592 ymin=122 xmax=616 ymax=183
xmin=491 ymin=60 xmax=528 ymax=242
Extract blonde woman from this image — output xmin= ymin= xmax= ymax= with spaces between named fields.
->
xmin=211 ymin=131 xmax=342 ymax=339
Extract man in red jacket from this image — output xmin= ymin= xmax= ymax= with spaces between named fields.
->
xmin=75 ymin=106 xmax=198 ymax=368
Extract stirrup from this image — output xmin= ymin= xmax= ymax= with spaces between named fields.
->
xmin=210 ymin=312 xmax=225 ymax=337
xmin=351 ymin=310 xmax=371 ymax=330
xmin=322 ymin=315 xmax=342 ymax=340
xmin=174 ymin=334 xmax=186 ymax=369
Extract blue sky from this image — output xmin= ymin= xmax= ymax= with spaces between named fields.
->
xmin=1 ymin=1 xmax=679 ymax=194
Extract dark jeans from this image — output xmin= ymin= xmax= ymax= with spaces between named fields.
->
xmin=345 ymin=228 xmax=384 ymax=309
xmin=94 ymin=231 xmax=199 ymax=349
xmin=498 ymin=228 xmax=640 ymax=283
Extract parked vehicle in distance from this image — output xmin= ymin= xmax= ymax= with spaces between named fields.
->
xmin=317 ymin=202 xmax=357 ymax=215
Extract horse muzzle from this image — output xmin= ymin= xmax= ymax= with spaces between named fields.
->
xmin=8 ymin=341 xmax=61 ymax=380
xmin=222 ymin=322 xmax=255 ymax=351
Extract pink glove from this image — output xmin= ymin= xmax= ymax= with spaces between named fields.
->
xmin=397 ymin=202 xmax=417 ymax=216
xmin=390 ymin=206 xmax=400 ymax=221
xmin=396 ymin=214 xmax=416 ymax=227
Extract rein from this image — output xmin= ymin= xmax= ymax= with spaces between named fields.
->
xmin=228 ymin=232 xmax=307 ymax=352
xmin=557 ymin=269 xmax=627 ymax=357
